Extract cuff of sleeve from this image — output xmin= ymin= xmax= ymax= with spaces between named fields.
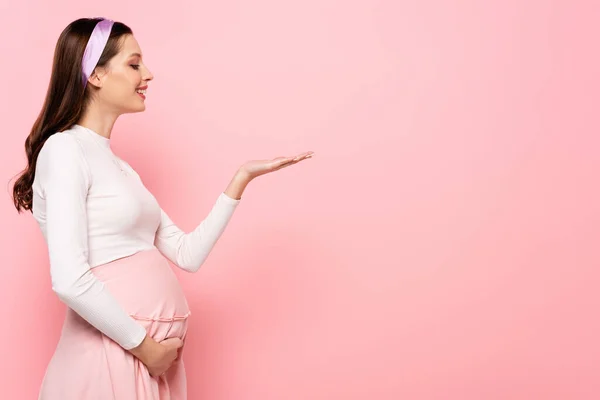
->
xmin=121 ymin=324 xmax=148 ymax=350
xmin=220 ymin=192 xmax=241 ymax=205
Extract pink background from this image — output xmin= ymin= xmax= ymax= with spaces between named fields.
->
xmin=1 ymin=1 xmax=599 ymax=399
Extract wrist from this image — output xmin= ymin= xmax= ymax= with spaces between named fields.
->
xmin=129 ymin=334 xmax=159 ymax=363
xmin=236 ymin=167 xmax=253 ymax=184
xmin=224 ymin=169 xmax=251 ymax=200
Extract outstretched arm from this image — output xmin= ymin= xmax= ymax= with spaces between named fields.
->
xmin=153 ymin=150 xmax=314 ymax=272
xmin=153 ymin=170 xmax=249 ymax=272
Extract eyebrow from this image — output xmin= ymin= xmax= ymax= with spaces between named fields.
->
xmin=129 ymin=53 xmax=142 ymax=58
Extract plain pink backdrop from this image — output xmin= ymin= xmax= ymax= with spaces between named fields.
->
xmin=1 ymin=1 xmax=599 ymax=399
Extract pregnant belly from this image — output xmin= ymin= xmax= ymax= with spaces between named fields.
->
xmin=91 ymin=248 xmax=190 ymax=341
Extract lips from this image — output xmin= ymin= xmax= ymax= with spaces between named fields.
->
xmin=136 ymin=85 xmax=147 ymax=98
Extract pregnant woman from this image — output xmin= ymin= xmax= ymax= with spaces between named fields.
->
xmin=11 ymin=17 xmax=313 ymax=399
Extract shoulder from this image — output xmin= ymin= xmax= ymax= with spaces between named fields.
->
xmin=36 ymin=131 xmax=92 ymax=182
xmin=40 ymin=131 xmax=82 ymax=156
xmin=39 ymin=131 xmax=85 ymax=160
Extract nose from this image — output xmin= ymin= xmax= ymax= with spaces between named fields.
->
xmin=143 ymin=65 xmax=154 ymax=82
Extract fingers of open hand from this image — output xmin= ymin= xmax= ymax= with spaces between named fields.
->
xmin=292 ymin=151 xmax=314 ymax=162
xmin=275 ymin=151 xmax=314 ymax=169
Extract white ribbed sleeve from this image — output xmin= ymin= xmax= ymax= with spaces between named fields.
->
xmin=153 ymin=192 xmax=240 ymax=272
xmin=34 ymin=134 xmax=147 ymax=350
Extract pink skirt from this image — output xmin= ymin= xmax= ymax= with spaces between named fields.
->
xmin=38 ymin=248 xmax=191 ymax=399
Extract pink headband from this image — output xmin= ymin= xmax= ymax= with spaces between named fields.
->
xmin=81 ymin=18 xmax=114 ymax=87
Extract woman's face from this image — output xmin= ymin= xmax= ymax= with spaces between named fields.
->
xmin=89 ymin=34 xmax=153 ymax=114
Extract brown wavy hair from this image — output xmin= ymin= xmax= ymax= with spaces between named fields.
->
xmin=11 ymin=18 xmax=132 ymax=213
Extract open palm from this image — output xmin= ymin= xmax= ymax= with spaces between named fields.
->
xmin=241 ymin=151 xmax=314 ymax=179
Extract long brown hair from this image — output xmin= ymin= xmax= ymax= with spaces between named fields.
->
xmin=11 ymin=18 xmax=133 ymax=213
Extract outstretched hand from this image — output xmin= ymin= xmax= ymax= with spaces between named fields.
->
xmin=239 ymin=151 xmax=314 ymax=180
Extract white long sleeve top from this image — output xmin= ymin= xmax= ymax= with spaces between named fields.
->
xmin=31 ymin=124 xmax=240 ymax=349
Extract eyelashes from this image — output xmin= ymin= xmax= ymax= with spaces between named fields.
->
xmin=131 ymin=64 xmax=140 ymax=70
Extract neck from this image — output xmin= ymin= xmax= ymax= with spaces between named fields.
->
xmin=77 ymin=102 xmax=119 ymax=140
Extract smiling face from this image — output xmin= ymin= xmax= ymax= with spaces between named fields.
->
xmin=87 ymin=34 xmax=153 ymax=114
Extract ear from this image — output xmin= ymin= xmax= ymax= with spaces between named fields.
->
xmin=87 ymin=67 xmax=106 ymax=88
